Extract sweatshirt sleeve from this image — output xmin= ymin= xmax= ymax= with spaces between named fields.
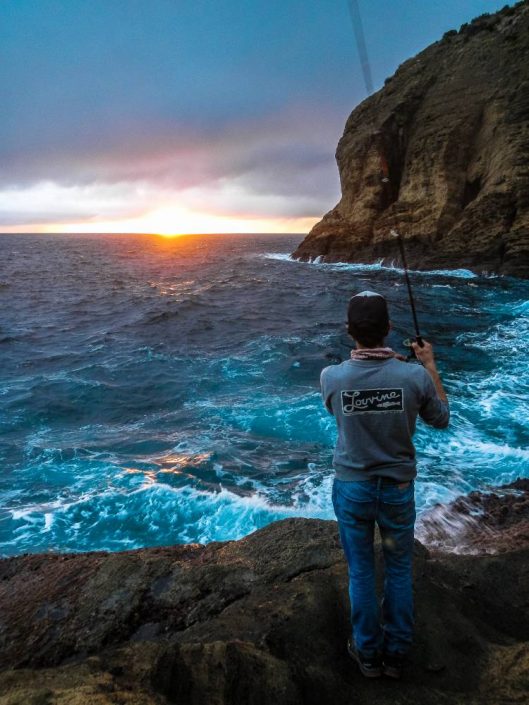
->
xmin=320 ymin=367 xmax=334 ymax=415
xmin=419 ymin=368 xmax=450 ymax=428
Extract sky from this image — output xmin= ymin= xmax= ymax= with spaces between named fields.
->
xmin=0 ymin=0 xmax=517 ymax=235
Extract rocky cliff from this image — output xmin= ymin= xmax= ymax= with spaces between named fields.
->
xmin=1 ymin=480 xmax=528 ymax=705
xmin=292 ymin=1 xmax=529 ymax=277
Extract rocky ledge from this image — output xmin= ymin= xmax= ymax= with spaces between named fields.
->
xmin=292 ymin=1 xmax=529 ymax=277
xmin=1 ymin=480 xmax=528 ymax=705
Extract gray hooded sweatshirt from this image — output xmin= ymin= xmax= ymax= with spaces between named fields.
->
xmin=320 ymin=357 xmax=449 ymax=482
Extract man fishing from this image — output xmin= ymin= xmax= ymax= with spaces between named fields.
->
xmin=320 ymin=290 xmax=449 ymax=679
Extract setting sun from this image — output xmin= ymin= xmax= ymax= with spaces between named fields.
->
xmin=25 ymin=203 xmax=318 ymax=236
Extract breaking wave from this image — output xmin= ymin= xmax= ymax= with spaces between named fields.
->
xmin=1 ymin=233 xmax=528 ymax=555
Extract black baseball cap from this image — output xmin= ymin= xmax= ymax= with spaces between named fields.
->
xmin=347 ymin=291 xmax=389 ymax=341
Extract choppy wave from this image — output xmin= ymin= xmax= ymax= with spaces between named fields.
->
xmin=262 ymin=252 xmax=479 ymax=278
xmin=0 ymin=233 xmax=528 ymax=556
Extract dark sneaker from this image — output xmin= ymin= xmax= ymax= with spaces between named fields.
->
xmin=382 ymin=652 xmax=405 ymax=679
xmin=347 ymin=639 xmax=382 ymax=678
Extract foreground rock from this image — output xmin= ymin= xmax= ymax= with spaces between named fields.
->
xmin=293 ymin=1 xmax=529 ymax=277
xmin=417 ymin=478 xmax=529 ymax=553
xmin=1 ymin=482 xmax=529 ymax=705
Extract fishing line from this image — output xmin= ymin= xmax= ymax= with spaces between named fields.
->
xmin=347 ymin=0 xmax=424 ymax=353
xmin=347 ymin=0 xmax=373 ymax=95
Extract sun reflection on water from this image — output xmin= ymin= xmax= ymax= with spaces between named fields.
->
xmin=122 ymin=452 xmax=212 ymax=486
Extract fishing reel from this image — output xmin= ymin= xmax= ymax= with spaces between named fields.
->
xmin=403 ymin=336 xmax=424 ymax=362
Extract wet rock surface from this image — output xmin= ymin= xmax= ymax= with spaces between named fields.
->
xmin=1 ymin=481 xmax=529 ymax=704
xmin=293 ymin=2 xmax=529 ymax=277
xmin=417 ymin=478 xmax=529 ymax=553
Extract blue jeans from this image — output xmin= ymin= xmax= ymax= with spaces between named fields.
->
xmin=332 ymin=476 xmax=416 ymax=658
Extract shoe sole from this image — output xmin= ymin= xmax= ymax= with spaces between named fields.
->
xmin=347 ymin=641 xmax=382 ymax=678
xmin=383 ymin=665 xmax=402 ymax=679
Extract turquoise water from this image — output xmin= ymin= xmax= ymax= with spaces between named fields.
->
xmin=1 ymin=233 xmax=528 ymax=556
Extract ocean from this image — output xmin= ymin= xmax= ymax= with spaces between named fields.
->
xmin=1 ymin=232 xmax=528 ymax=557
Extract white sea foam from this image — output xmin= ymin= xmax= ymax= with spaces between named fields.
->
xmin=262 ymin=253 xmax=478 ymax=278
xmin=418 ymin=268 xmax=477 ymax=278
xmin=3 ymin=234 xmax=528 ymax=557
xmin=4 ymin=480 xmax=335 ymax=555
xmin=262 ymin=253 xmax=296 ymax=262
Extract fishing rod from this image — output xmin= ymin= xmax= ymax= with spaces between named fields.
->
xmin=348 ymin=0 xmax=424 ymax=357
xmin=391 ymin=229 xmax=423 ymax=350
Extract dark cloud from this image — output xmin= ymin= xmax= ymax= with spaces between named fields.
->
xmin=1 ymin=0 xmax=508 ymax=228
xmin=0 ymin=106 xmax=344 ymax=224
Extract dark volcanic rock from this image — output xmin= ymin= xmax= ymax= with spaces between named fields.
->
xmin=1 ymin=483 xmax=529 ymax=704
xmin=417 ymin=478 xmax=529 ymax=553
xmin=293 ymin=2 xmax=529 ymax=277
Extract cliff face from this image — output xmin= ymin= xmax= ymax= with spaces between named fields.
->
xmin=1 ymin=480 xmax=529 ymax=705
xmin=293 ymin=2 xmax=529 ymax=277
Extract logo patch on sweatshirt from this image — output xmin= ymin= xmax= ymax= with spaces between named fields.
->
xmin=341 ymin=388 xmax=404 ymax=415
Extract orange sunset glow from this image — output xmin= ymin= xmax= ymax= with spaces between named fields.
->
xmin=1 ymin=204 xmax=319 ymax=236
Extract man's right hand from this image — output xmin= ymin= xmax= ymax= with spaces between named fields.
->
xmin=411 ymin=339 xmax=436 ymax=370
xmin=412 ymin=340 xmax=448 ymax=403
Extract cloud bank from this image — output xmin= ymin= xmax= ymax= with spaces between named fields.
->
xmin=0 ymin=105 xmax=343 ymax=231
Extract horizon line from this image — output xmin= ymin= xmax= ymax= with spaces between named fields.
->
xmin=0 ymin=231 xmax=307 ymax=236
